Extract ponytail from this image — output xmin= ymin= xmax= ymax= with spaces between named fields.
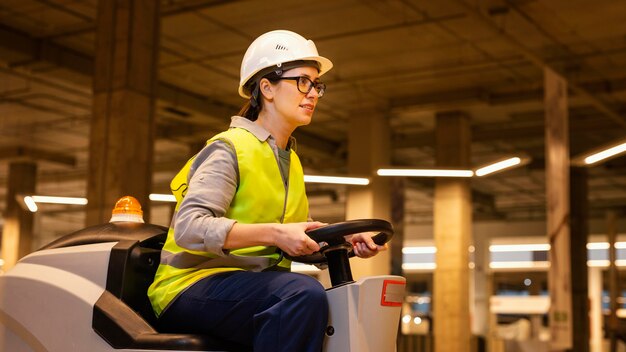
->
xmin=238 ymin=64 xmax=306 ymax=121
xmin=237 ymin=100 xmax=261 ymax=121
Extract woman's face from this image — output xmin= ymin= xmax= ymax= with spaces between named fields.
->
xmin=270 ymin=66 xmax=321 ymax=127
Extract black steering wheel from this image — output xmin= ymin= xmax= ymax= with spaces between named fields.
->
xmin=284 ymin=219 xmax=394 ymax=264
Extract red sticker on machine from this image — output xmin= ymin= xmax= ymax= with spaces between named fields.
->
xmin=381 ymin=280 xmax=405 ymax=306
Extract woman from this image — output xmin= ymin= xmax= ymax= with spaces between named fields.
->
xmin=148 ymin=30 xmax=385 ymax=352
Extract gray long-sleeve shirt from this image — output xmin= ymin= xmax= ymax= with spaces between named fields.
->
xmin=172 ymin=116 xmax=297 ymax=256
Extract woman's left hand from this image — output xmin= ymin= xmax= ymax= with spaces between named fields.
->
xmin=348 ymin=233 xmax=387 ymax=258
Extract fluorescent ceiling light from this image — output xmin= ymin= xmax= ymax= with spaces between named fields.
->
xmin=149 ymin=193 xmax=176 ymax=202
xmin=21 ymin=195 xmax=87 ymax=213
xmin=403 ymin=246 xmax=437 ymax=254
xmin=404 ymin=243 xmax=622 ymax=255
xmin=475 ymin=157 xmax=522 ymax=177
xmin=589 ymin=242 xmax=626 ymax=249
xmin=588 ymin=260 xmax=626 ymax=267
xmin=588 ymin=260 xmax=610 ymax=267
xmin=377 ymin=169 xmax=473 ymax=177
xmin=402 ymin=263 xmax=437 ymax=270
xmin=304 ymin=175 xmax=369 ymax=185
xmin=489 ymin=261 xmax=550 ymax=269
xmin=31 ymin=196 xmax=88 ymax=205
xmin=489 ymin=244 xmax=550 ymax=252
xmin=584 ymin=142 xmax=626 ymax=165
xmin=587 ymin=242 xmax=610 ymax=250
xmin=23 ymin=196 xmax=38 ymax=212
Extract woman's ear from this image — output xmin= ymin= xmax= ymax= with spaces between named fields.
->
xmin=259 ymin=78 xmax=274 ymax=101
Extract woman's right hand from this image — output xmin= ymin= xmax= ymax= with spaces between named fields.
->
xmin=273 ymin=222 xmax=325 ymax=257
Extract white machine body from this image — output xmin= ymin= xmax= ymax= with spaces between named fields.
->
xmin=0 ymin=242 xmax=404 ymax=352
xmin=324 ymin=275 xmax=406 ymax=352
xmin=0 ymin=243 xmax=124 ymax=352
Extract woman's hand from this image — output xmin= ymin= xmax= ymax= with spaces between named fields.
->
xmin=347 ymin=232 xmax=387 ymax=258
xmin=273 ymin=221 xmax=326 ymax=257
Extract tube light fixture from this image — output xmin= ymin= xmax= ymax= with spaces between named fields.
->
xmin=31 ymin=196 xmax=88 ymax=205
xmin=387 ymin=243 xmax=626 ymax=272
xmin=489 ymin=244 xmax=550 ymax=252
xmin=377 ymin=169 xmax=474 ymax=177
xmin=587 ymin=260 xmax=626 ymax=268
xmin=402 ymin=246 xmax=437 ymax=254
xmin=149 ymin=193 xmax=176 ymax=202
xmin=587 ymin=242 xmax=610 ymax=250
xmin=588 ymin=260 xmax=611 ymax=267
xmin=475 ymin=157 xmax=522 ymax=177
xmin=489 ymin=261 xmax=550 ymax=269
xmin=587 ymin=242 xmax=626 ymax=250
xmin=584 ymin=142 xmax=626 ymax=165
xmin=404 ymin=243 xmax=626 ymax=253
xmin=303 ymin=175 xmax=370 ymax=185
xmin=20 ymin=195 xmax=87 ymax=213
xmin=402 ymin=263 xmax=437 ymax=270
xmin=23 ymin=196 xmax=38 ymax=212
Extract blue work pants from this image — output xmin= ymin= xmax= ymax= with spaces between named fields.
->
xmin=158 ymin=271 xmax=329 ymax=352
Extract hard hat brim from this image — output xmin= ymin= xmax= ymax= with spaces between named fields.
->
xmin=238 ymin=55 xmax=333 ymax=99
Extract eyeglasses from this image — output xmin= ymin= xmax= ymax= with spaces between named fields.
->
xmin=274 ymin=76 xmax=326 ymax=97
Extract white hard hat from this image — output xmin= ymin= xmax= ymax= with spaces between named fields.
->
xmin=238 ymin=30 xmax=333 ymax=98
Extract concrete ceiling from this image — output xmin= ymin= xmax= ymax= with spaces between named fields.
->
xmin=1 ymin=0 xmax=626 ymax=242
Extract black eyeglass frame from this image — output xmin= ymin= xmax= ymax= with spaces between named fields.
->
xmin=272 ymin=76 xmax=326 ymax=97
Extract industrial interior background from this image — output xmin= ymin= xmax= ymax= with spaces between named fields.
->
xmin=1 ymin=1 xmax=626 ymax=351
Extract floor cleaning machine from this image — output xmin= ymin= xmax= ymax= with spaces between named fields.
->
xmin=0 ymin=201 xmax=405 ymax=352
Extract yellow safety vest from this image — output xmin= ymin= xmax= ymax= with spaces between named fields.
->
xmin=148 ymin=127 xmax=309 ymax=316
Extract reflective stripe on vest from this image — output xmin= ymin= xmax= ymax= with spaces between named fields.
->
xmin=148 ymin=127 xmax=309 ymax=316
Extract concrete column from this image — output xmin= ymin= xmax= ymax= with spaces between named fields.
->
xmin=527 ymin=275 xmax=544 ymax=339
xmin=346 ymin=106 xmax=391 ymax=279
xmin=607 ymin=210 xmax=619 ymax=352
xmin=570 ymin=167 xmax=589 ymax=352
xmin=1 ymin=162 xmax=36 ymax=270
xmin=433 ymin=111 xmax=472 ymax=352
xmin=588 ymin=267 xmax=603 ymax=352
xmin=86 ymin=0 xmax=160 ymax=225
xmin=544 ymin=67 xmax=573 ymax=351
xmin=472 ymin=232 xmax=490 ymax=337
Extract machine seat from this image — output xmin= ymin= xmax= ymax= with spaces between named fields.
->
xmin=47 ymin=222 xmax=249 ymax=351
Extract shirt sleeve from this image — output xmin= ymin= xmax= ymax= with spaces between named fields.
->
xmin=172 ymin=139 xmax=238 ymax=256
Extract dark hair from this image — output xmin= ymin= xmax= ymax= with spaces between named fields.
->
xmin=237 ymin=100 xmax=260 ymax=121
xmin=238 ymin=70 xmax=283 ymax=121
xmin=238 ymin=60 xmax=320 ymax=121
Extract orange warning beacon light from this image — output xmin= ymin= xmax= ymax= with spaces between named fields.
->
xmin=110 ymin=196 xmax=144 ymax=223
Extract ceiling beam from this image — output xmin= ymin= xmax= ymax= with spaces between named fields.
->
xmin=393 ymin=108 xmax=623 ymax=149
xmin=0 ymin=146 xmax=76 ymax=166
xmin=157 ymin=82 xmax=238 ymax=125
xmin=391 ymin=76 xmax=626 ymax=111
xmin=32 ymin=0 xmax=245 ymax=40
xmin=453 ymin=0 xmax=626 ymax=128
xmin=0 ymin=23 xmax=233 ymax=122
xmin=0 ymin=24 xmax=342 ymax=160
